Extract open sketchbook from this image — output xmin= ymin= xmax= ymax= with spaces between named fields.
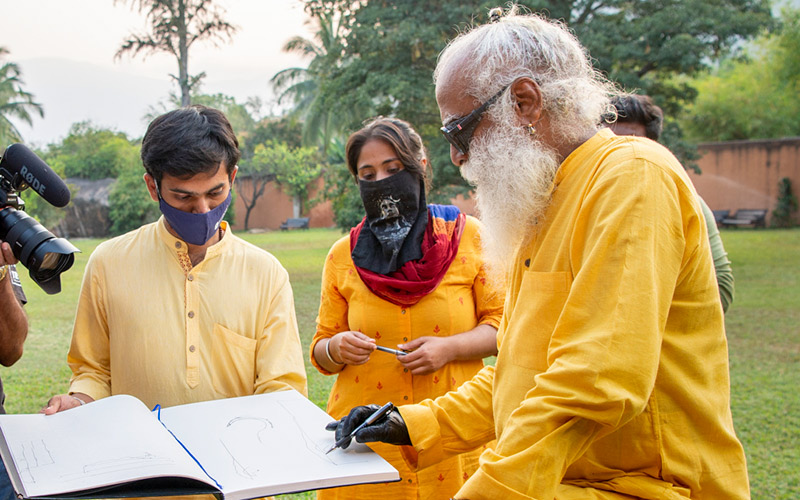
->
xmin=0 ymin=390 xmax=398 ymax=500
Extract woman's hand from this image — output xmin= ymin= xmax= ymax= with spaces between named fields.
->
xmin=330 ymin=331 xmax=376 ymax=366
xmin=396 ymin=336 xmax=454 ymax=375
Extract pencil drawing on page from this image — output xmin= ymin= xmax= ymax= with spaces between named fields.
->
xmin=219 ymin=400 xmax=374 ymax=480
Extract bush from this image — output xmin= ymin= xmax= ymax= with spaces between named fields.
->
xmin=108 ymin=167 xmax=159 ymax=236
xmin=772 ymin=177 xmax=798 ymax=228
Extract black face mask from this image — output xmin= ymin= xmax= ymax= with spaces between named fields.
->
xmin=352 ymin=169 xmax=428 ymax=274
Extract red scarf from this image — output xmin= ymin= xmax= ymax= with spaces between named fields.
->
xmin=350 ymin=205 xmax=466 ymax=306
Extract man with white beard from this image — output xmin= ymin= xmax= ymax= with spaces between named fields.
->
xmin=325 ymin=8 xmax=750 ymax=500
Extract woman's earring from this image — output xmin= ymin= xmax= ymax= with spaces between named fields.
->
xmin=526 ymin=124 xmax=536 ymax=135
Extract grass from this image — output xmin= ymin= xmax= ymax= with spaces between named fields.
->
xmin=2 ymin=226 xmax=798 ymax=498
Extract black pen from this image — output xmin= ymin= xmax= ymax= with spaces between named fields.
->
xmin=325 ymin=402 xmax=395 ymax=454
xmin=375 ymin=345 xmax=408 ymax=356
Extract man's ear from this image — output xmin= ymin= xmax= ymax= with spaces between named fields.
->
xmin=143 ymin=173 xmax=159 ymax=202
xmin=229 ymin=165 xmax=239 ymax=185
xmin=510 ymin=78 xmax=543 ymax=127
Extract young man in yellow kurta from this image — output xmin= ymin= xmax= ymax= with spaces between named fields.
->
xmin=328 ymin=9 xmax=750 ymax=500
xmin=44 ymin=105 xmax=307 ymax=413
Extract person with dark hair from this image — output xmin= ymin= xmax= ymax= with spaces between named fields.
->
xmin=606 ymin=94 xmax=735 ymax=312
xmin=327 ymin=8 xmax=749 ymax=500
xmin=310 ymin=116 xmax=504 ymax=499
xmin=43 ymin=105 xmax=307 ymax=425
xmin=604 ymin=94 xmax=663 ymax=140
xmin=0 ymin=240 xmax=27 ymax=500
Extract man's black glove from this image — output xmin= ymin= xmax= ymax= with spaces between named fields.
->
xmin=325 ymin=404 xmax=411 ymax=449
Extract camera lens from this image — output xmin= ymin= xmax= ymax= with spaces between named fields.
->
xmin=0 ymin=207 xmax=80 ymax=294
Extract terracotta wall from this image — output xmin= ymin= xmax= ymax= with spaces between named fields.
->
xmin=231 ymin=176 xmax=335 ymax=231
xmin=689 ymin=137 xmax=800 ymax=225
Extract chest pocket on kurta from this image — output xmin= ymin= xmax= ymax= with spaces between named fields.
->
xmin=504 ymin=271 xmax=572 ymax=372
xmin=210 ymin=323 xmax=256 ymax=397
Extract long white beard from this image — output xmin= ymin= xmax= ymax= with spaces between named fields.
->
xmin=462 ymin=113 xmax=560 ymax=284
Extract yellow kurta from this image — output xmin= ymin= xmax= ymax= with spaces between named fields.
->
xmin=311 ymin=215 xmax=504 ymax=500
xmin=400 ymin=129 xmax=750 ymax=500
xmin=68 ymin=217 xmax=307 ymax=409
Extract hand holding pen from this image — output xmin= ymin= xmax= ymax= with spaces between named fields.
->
xmin=325 ymin=402 xmax=411 ymax=452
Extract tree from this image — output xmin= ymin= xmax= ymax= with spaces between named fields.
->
xmin=114 ymin=0 xmax=237 ymax=106
xmin=45 ymin=122 xmax=140 ymax=180
xmin=317 ymin=136 xmax=363 ymax=231
xmin=238 ymin=141 xmax=321 ymax=228
xmin=270 ymin=4 xmax=367 ymax=150
xmin=108 ymin=160 xmax=160 ymax=235
xmin=681 ymin=7 xmax=800 ymax=142
xmin=236 ymin=143 xmax=276 ymax=231
xmin=0 ymin=48 xmax=44 ymax=146
xmin=298 ymin=0 xmax=772 ymax=194
xmin=41 ymin=123 xmax=151 ymax=236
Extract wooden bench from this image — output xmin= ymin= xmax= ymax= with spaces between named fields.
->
xmin=280 ymin=217 xmax=310 ymax=230
xmin=721 ymin=209 xmax=767 ymax=228
xmin=711 ymin=210 xmax=730 ymax=227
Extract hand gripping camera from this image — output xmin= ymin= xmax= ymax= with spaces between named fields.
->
xmin=0 ymin=144 xmax=79 ymax=294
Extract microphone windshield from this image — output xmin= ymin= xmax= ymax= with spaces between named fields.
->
xmin=0 ymin=144 xmax=71 ymax=208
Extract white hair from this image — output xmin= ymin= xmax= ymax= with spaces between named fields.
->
xmin=434 ymin=6 xmax=615 ymax=144
xmin=463 ymin=97 xmax=560 ymax=283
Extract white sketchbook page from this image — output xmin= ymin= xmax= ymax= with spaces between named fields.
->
xmin=158 ymin=390 xmax=398 ymax=500
xmin=0 ymin=394 xmax=215 ymax=498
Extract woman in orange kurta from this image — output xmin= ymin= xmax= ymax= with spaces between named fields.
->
xmin=311 ymin=117 xmax=504 ymax=500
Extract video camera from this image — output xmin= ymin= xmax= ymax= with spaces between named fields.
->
xmin=0 ymin=144 xmax=79 ymax=294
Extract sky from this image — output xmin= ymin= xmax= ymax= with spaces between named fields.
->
xmin=2 ymin=0 xmax=315 ymax=148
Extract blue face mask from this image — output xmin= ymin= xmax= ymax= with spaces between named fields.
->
xmin=158 ymin=190 xmax=232 ymax=246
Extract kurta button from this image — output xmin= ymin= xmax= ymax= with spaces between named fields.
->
xmin=175 ymin=242 xmax=182 ymax=249
xmin=187 ymin=274 xmax=194 ymax=281
xmin=403 ymin=337 xmax=408 ymax=341
xmin=401 ymin=309 xmax=406 ymax=314
xmin=403 ymin=368 xmax=408 ymax=373
xmin=403 ymin=396 xmax=408 ymax=400
xmin=524 ymin=258 xmax=531 ymax=267
xmin=188 ymin=311 xmax=195 ymax=318
xmin=189 ymin=345 xmax=196 ymax=353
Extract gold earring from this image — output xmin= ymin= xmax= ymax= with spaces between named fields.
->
xmin=526 ymin=124 xmax=536 ymax=135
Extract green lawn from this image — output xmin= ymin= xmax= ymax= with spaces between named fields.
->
xmin=2 ymin=227 xmax=797 ymax=498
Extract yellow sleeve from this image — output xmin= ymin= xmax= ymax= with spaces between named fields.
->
xmin=458 ymin=160 xmax=694 ymax=499
xmin=399 ymin=365 xmax=496 ymax=470
xmin=310 ymin=238 xmax=350 ymax=375
xmin=254 ymin=268 xmax=308 ymax=397
xmin=67 ymin=251 xmax=112 ymax=401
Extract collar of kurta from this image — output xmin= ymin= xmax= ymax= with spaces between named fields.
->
xmin=157 ymin=216 xmax=231 ymax=266
xmin=555 ymin=128 xmax=615 ymax=187
xmin=349 ymin=204 xmax=466 ymax=306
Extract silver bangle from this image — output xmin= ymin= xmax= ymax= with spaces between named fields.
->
xmin=324 ymin=339 xmax=344 ymax=366
xmin=70 ymin=395 xmax=86 ymax=406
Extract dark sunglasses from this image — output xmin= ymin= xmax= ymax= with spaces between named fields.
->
xmin=440 ymin=85 xmax=509 ymax=155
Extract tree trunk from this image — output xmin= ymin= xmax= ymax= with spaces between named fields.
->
xmin=178 ymin=0 xmax=190 ymax=106
xmin=244 ymin=204 xmax=253 ymax=231
xmin=293 ymin=195 xmax=301 ymax=218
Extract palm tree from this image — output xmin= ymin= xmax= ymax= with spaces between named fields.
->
xmin=271 ymin=9 xmax=362 ymax=151
xmin=0 ymin=48 xmax=44 ymax=146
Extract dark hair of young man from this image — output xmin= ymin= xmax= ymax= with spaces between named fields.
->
xmin=606 ymin=95 xmax=664 ymax=141
xmin=345 ymin=116 xmax=432 ymax=191
xmin=141 ymin=104 xmax=241 ymax=186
